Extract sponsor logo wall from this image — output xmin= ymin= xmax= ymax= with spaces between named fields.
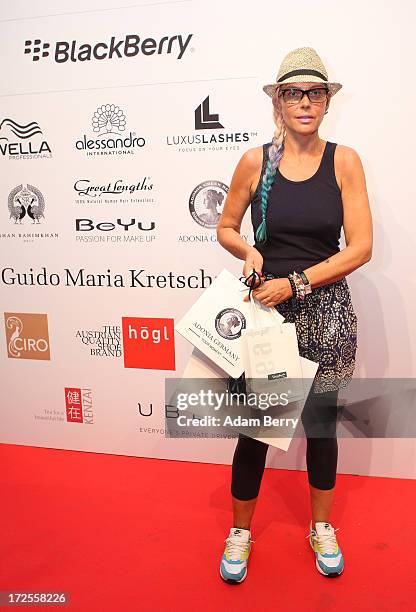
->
xmin=1 ymin=0 xmax=411 ymax=478
xmin=0 ymin=2 xmax=260 ymax=468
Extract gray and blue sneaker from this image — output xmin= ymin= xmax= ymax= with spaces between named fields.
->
xmin=220 ymin=527 xmax=253 ymax=584
xmin=307 ymin=520 xmax=344 ymax=576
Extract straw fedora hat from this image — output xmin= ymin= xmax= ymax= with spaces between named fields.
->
xmin=263 ymin=47 xmax=342 ymax=98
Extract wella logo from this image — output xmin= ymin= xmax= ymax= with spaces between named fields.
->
xmin=0 ymin=118 xmax=52 ymax=159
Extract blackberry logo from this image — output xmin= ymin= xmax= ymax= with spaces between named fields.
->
xmin=194 ymin=96 xmax=224 ymax=130
xmin=215 ymin=308 xmax=246 ymax=340
xmin=189 ymin=181 xmax=228 ymax=229
xmin=24 ymin=39 xmax=50 ymax=61
xmin=8 ymin=184 xmax=46 ymax=224
xmin=23 ymin=34 xmax=193 ymax=63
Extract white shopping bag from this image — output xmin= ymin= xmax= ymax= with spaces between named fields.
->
xmin=241 ymin=293 xmax=304 ymax=404
xmin=254 ymin=355 xmax=319 ymax=451
xmin=175 ymin=268 xmax=284 ymax=378
xmin=168 ymin=346 xmax=319 ymax=452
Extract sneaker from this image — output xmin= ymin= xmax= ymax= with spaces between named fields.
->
xmin=220 ymin=527 xmax=254 ymax=584
xmin=306 ymin=520 xmax=344 ymax=577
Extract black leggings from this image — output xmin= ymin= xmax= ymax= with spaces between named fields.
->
xmin=231 ymin=389 xmax=339 ymax=500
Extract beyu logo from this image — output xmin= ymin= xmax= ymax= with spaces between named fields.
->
xmin=24 ymin=33 xmax=193 ymax=63
xmin=75 ymin=218 xmax=155 ymax=232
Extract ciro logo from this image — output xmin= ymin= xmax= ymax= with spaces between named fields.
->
xmin=4 ymin=312 xmax=51 ymax=360
xmin=189 ymin=180 xmax=228 ymax=229
xmin=215 ymin=308 xmax=246 ymax=340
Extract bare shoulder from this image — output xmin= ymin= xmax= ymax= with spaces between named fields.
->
xmin=234 ymin=145 xmax=263 ymax=197
xmin=334 ymin=144 xmax=366 ymax=191
xmin=238 ymin=145 xmax=263 ymax=172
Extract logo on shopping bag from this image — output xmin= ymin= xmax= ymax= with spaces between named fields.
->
xmin=214 ymin=308 xmax=246 ymax=340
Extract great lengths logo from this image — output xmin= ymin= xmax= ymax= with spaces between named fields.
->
xmin=24 ymin=33 xmax=193 ymax=63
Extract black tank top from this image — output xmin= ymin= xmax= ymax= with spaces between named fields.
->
xmin=250 ymin=140 xmax=343 ymax=277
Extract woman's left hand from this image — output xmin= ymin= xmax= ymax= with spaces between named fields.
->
xmin=243 ymin=277 xmax=293 ymax=306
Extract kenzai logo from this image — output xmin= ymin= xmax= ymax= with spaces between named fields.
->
xmin=24 ymin=33 xmax=193 ymax=63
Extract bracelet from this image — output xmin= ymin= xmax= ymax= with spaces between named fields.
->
xmin=287 ymin=273 xmax=298 ymax=299
xmin=299 ymin=271 xmax=312 ymax=294
xmin=293 ymin=272 xmax=306 ymax=300
xmin=288 ymin=271 xmax=306 ymax=301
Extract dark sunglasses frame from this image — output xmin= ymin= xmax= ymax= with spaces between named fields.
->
xmin=278 ymin=87 xmax=329 ymax=103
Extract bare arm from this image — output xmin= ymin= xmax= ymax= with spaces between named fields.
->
xmin=303 ymin=146 xmax=373 ymax=288
xmin=216 ymin=147 xmax=262 ymax=263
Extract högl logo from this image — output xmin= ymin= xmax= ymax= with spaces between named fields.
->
xmin=122 ymin=317 xmax=175 ymax=370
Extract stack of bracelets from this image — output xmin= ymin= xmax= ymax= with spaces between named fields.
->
xmin=287 ymin=270 xmax=312 ymax=301
xmin=245 ymin=269 xmax=312 ymax=301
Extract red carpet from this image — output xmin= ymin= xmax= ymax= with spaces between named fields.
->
xmin=0 ymin=443 xmax=415 ymax=611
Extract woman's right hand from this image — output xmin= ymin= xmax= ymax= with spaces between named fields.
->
xmin=243 ymin=248 xmax=264 ymax=287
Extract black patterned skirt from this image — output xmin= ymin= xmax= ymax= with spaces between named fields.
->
xmin=229 ymin=276 xmax=358 ymax=396
xmin=275 ymin=276 xmax=358 ymax=393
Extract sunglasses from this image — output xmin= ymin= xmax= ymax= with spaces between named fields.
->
xmin=278 ymin=87 xmax=329 ymax=104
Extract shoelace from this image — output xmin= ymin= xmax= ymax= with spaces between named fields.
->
xmin=306 ymin=527 xmax=340 ymax=554
xmin=224 ymin=536 xmax=255 ymax=560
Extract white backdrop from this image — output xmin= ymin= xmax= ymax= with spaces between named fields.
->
xmin=1 ymin=0 xmax=415 ymax=478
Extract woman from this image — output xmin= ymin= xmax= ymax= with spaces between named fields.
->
xmin=216 ymin=47 xmax=372 ymax=582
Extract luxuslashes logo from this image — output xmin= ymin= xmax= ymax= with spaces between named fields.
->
xmin=166 ymin=95 xmax=256 ymax=152
xmin=194 ymin=96 xmax=224 ymax=130
xmin=24 ymin=33 xmax=193 ymax=63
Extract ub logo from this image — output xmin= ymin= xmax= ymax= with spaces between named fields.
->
xmin=8 ymin=184 xmax=45 ymax=224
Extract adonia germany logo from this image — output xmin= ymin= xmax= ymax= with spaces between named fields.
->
xmin=215 ymin=308 xmax=246 ymax=340
xmin=24 ymin=33 xmax=193 ymax=63
xmin=189 ymin=181 xmax=228 ymax=229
